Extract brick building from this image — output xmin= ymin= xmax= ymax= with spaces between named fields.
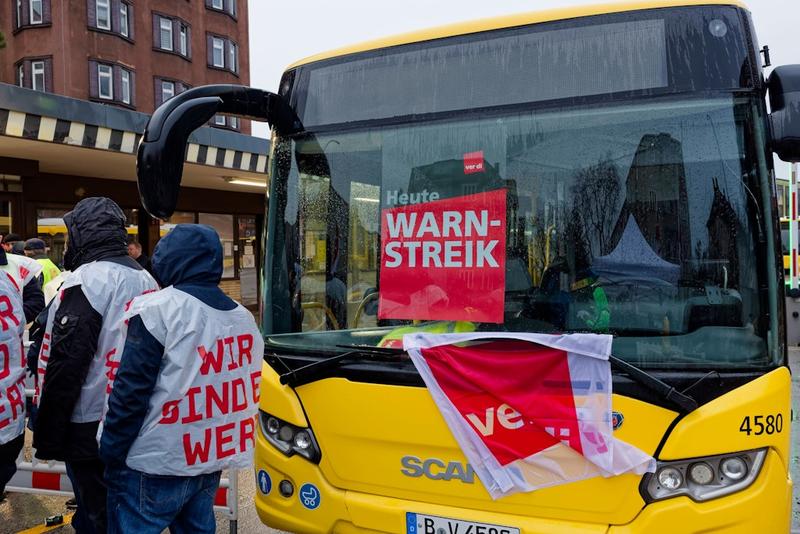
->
xmin=0 ymin=0 xmax=267 ymax=307
xmin=4 ymin=0 xmax=250 ymax=130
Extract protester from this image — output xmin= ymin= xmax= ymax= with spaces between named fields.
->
xmin=126 ymin=241 xmax=152 ymax=274
xmin=2 ymin=234 xmax=22 ymax=254
xmin=24 ymin=238 xmax=61 ymax=287
xmin=0 ymin=274 xmax=27 ymax=499
xmin=100 ymin=224 xmax=263 ymax=534
xmin=33 ymin=197 xmax=158 ymax=534
xmin=0 ymin=240 xmax=44 ymax=323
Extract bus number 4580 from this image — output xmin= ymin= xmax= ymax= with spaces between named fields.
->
xmin=739 ymin=414 xmax=783 ymax=436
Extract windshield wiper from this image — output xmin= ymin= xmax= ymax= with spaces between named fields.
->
xmin=278 ymin=345 xmax=407 ymax=388
xmin=610 ymin=356 xmax=698 ymax=414
xmin=276 ymin=343 xmax=698 ymax=413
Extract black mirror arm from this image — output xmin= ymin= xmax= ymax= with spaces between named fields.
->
xmin=137 ymin=85 xmax=297 ymax=220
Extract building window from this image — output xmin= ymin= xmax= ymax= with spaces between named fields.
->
xmin=31 ymin=61 xmax=45 ymax=91
xmin=179 ymin=24 xmax=188 ymax=56
xmin=96 ymin=0 xmax=110 ymax=30
xmin=120 ymin=2 xmax=129 ymax=37
xmin=208 ymin=35 xmax=238 ymax=74
xmin=15 ymin=0 xmax=51 ymax=29
xmin=153 ymin=14 xmax=190 ymax=59
xmin=212 ymin=37 xmax=224 ymax=68
xmin=92 ymin=61 xmax=134 ymax=106
xmin=206 ymin=0 xmax=236 ymax=18
xmin=89 ymin=0 xmax=132 ymax=39
xmin=16 ymin=57 xmax=52 ymax=92
xmin=98 ymin=64 xmax=113 ymax=99
xmin=161 ymin=80 xmax=175 ymax=102
xmin=30 ymin=0 xmax=43 ymax=23
xmin=228 ymin=42 xmax=238 ymax=74
xmin=154 ymin=78 xmax=189 ymax=106
xmin=159 ymin=17 xmax=173 ymax=51
xmin=211 ymin=115 xmax=240 ymax=131
xmin=121 ymin=69 xmax=131 ymax=104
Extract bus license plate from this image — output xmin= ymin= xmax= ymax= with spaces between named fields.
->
xmin=406 ymin=512 xmax=520 ymax=534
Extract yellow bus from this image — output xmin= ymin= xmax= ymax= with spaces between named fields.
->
xmin=136 ymin=1 xmax=798 ymax=531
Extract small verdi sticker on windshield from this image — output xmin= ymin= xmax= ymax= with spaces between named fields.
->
xmin=378 ymin=189 xmax=507 ymax=323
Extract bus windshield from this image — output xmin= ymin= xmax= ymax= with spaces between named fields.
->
xmin=263 ymin=6 xmax=779 ymax=370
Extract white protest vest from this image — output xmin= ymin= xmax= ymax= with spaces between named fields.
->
xmin=120 ymin=287 xmax=263 ymax=476
xmin=37 ymin=260 xmax=158 ymax=422
xmin=0 ymin=275 xmax=26 ymax=444
xmin=1 ymin=254 xmax=43 ymax=294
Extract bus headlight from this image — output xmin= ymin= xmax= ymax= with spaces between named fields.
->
xmin=720 ymin=457 xmax=747 ymax=481
xmin=259 ymin=411 xmax=322 ymax=463
xmin=642 ymin=449 xmax=766 ymax=502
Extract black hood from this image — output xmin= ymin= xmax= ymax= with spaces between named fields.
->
xmin=63 ymin=197 xmax=129 ymax=271
xmin=151 ymin=224 xmax=223 ymax=287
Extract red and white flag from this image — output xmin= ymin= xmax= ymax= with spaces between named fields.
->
xmin=404 ymin=332 xmax=655 ymax=499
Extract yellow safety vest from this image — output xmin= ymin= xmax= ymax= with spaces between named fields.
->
xmin=36 ymin=258 xmax=61 ymax=288
xmin=378 ymin=320 xmax=476 ymax=348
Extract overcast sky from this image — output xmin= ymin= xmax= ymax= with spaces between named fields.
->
xmin=248 ymin=0 xmax=798 ymax=177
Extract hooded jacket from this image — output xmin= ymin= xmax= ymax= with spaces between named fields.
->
xmin=33 ymin=197 xmax=158 ymax=461
xmin=99 ymin=224 xmax=243 ymax=469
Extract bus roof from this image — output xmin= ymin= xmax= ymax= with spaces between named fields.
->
xmin=287 ymin=0 xmax=748 ymax=70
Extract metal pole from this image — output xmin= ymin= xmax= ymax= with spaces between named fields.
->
xmin=792 ymin=163 xmax=798 ymax=289
xmin=229 ymin=470 xmax=239 ymax=534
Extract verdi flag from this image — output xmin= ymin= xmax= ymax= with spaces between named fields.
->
xmin=404 ymin=332 xmax=656 ymax=499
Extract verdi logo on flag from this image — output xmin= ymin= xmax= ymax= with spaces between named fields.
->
xmin=378 ymin=189 xmax=507 ymax=323
xmin=404 ymin=332 xmax=656 ymax=499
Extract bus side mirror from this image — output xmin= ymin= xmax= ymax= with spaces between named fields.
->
xmin=769 ymin=65 xmax=800 ymax=162
xmin=137 ymin=97 xmax=220 ymax=219
xmin=136 ymin=85 xmax=296 ymax=219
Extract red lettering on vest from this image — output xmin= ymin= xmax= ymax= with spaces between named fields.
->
xmin=198 ymin=340 xmax=224 ymax=375
xmin=7 ymin=384 xmax=24 ymax=420
xmin=206 ymin=381 xmax=229 ymax=419
xmin=0 ymin=295 xmax=20 ymax=331
xmin=224 ymin=337 xmax=237 ymax=370
xmin=181 ymin=386 xmax=203 ymax=423
xmin=19 ymin=266 xmax=29 ymax=281
xmin=39 ymin=333 xmax=51 ymax=364
xmin=249 ymin=371 xmax=261 ymax=404
xmin=183 ymin=429 xmax=212 ymax=465
xmin=232 ymin=379 xmax=247 ymax=413
xmin=215 ymin=422 xmax=236 ymax=459
xmin=239 ymin=417 xmax=255 ymax=453
xmin=199 ymin=334 xmax=256 ymax=375
xmin=104 ymin=349 xmax=119 ymax=394
xmin=237 ymin=335 xmax=254 ymax=367
xmin=0 ymin=344 xmax=9 ymax=381
xmin=159 ymin=399 xmax=180 ymax=424
xmin=0 ymin=403 xmax=8 ymax=430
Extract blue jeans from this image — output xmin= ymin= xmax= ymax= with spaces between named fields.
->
xmin=105 ymin=466 xmax=221 ymax=534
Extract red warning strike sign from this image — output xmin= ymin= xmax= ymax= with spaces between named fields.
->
xmin=378 ymin=189 xmax=507 ymax=323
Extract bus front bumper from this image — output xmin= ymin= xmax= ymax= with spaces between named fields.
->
xmin=253 ymin=448 xmax=791 ymax=533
